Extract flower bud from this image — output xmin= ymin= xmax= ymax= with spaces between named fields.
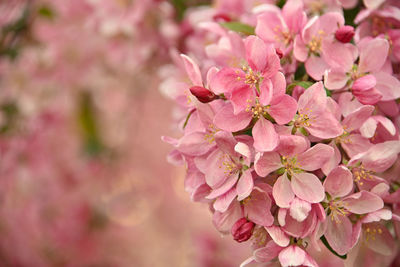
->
xmin=190 ymin=86 xmax=218 ymax=103
xmin=231 ymin=218 xmax=255 ymax=242
xmin=275 ymin=48 xmax=284 ymax=59
xmin=213 ymin=13 xmax=231 ymax=23
xmin=335 ymin=26 xmax=355 ymax=43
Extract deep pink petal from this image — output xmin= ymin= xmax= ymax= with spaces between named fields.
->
xmin=253 ymin=117 xmax=279 ymax=152
xmin=230 ymin=85 xmax=254 ymax=114
xmin=291 ymin=173 xmax=325 ymax=203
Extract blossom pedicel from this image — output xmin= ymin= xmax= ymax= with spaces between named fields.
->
xmin=163 ymin=0 xmax=400 ymax=266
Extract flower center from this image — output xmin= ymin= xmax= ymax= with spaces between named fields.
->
xmin=352 ymin=165 xmax=374 ymax=186
xmin=328 ymin=200 xmax=348 ymax=224
xmin=220 ymin=154 xmax=241 ymax=175
xmin=246 ymin=98 xmax=269 ymax=119
xmin=363 ymin=225 xmax=383 ymax=242
xmin=294 ymin=112 xmax=312 ymax=128
xmin=282 ymin=156 xmax=301 ymax=175
xmin=204 ymin=124 xmax=219 ymax=144
xmin=307 ymin=30 xmax=325 ymax=54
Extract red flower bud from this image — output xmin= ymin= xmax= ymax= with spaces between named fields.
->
xmin=213 ymin=13 xmax=232 ymax=23
xmin=335 ymin=26 xmax=355 ymax=43
xmin=275 ymin=48 xmax=284 ymax=59
xmin=231 ymin=218 xmax=255 ymax=243
xmin=190 ymin=86 xmax=218 ymax=103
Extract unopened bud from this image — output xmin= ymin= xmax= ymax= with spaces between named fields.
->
xmin=276 ymin=48 xmax=284 ymax=59
xmin=335 ymin=26 xmax=355 ymax=43
xmin=213 ymin=13 xmax=231 ymax=23
xmin=231 ymin=218 xmax=255 ymax=243
xmin=190 ymin=86 xmax=218 ymax=103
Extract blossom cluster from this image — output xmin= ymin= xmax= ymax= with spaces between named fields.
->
xmin=163 ymin=0 xmax=400 ymax=265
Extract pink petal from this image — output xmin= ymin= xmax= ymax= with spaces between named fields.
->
xmin=214 ymin=131 xmax=237 ymax=156
xmin=282 ymin=0 xmax=305 ymax=33
xmin=206 ymin=173 xmax=238 ymax=199
xmin=253 ymin=117 xmax=279 ymax=152
xmin=213 ymin=187 xmax=238 ymax=212
xmin=322 ymin=40 xmax=354 ymax=71
xmin=256 ymin=11 xmax=286 ymax=43
xmin=293 ymin=35 xmax=308 ymax=62
xmin=205 ymin=150 xmax=230 ymax=188
xmin=278 ymin=245 xmax=306 ymax=267
xmin=181 ymin=54 xmax=203 ymax=86
xmin=352 ymin=74 xmax=376 ymax=91
xmin=305 ymin=54 xmax=329 ymax=81
xmin=230 ymin=85 xmax=254 ymax=114
xmin=307 ymin=111 xmax=344 ymax=139
xmin=177 ymin=132 xmax=214 ymax=156
xmin=325 ymin=214 xmax=353 ymax=256
xmin=273 ymin=173 xmax=295 ymax=208
xmin=269 ymin=95 xmax=298 ymax=125
xmin=254 ymin=152 xmax=282 ymax=176
xmin=191 ymin=184 xmax=212 ymax=202
xmin=236 ymin=170 xmax=254 ymax=201
xmin=323 ymin=166 xmax=353 ymax=198
xmin=289 ymin=197 xmax=312 ymax=222
xmin=212 ymin=200 xmax=243 ymax=234
xmin=364 ymin=222 xmax=395 ymax=256
xmin=324 ymin=69 xmax=349 ymax=90
xmin=342 ymin=105 xmax=375 ymax=132
xmin=245 ymin=36 xmax=280 ymax=77
xmin=271 ymin=72 xmax=287 ymax=99
xmin=359 ymin=38 xmax=389 ymax=73
xmin=277 ymin=135 xmax=308 ymax=157
xmin=361 ymin=141 xmax=400 ymax=172
xmin=341 ymin=133 xmax=372 ymax=158
xmin=321 ymin=141 xmax=341 ymax=175
xmin=210 ymin=67 xmax=246 ymax=94
xmin=259 ymin=78 xmax=273 ymax=106
xmin=353 ymin=87 xmax=383 ymax=105
xmin=254 ymin=241 xmax=283 ymax=263
xmin=297 ymin=81 xmax=326 ymax=113
xmin=291 ymin=172 xmax=325 ymax=203
xmin=265 ymin=225 xmax=290 ymax=247
xmin=374 ymin=71 xmax=400 ymax=101
xmin=297 ymin=144 xmax=334 ymax=171
xmin=343 ymin=191 xmax=383 ymax=214
xmin=213 ymin=103 xmax=252 ymax=132
xmin=234 ymin=142 xmax=252 ymax=160
xmin=244 ymin=188 xmax=274 ymax=226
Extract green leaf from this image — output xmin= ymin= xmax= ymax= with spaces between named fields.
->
xmin=78 ymin=92 xmax=104 ymax=156
xmin=38 ymin=5 xmax=55 ymax=19
xmin=220 ymin=22 xmax=255 ymax=35
xmin=286 ymin=81 xmax=313 ymax=94
xmin=321 ymin=235 xmax=347 ymax=259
